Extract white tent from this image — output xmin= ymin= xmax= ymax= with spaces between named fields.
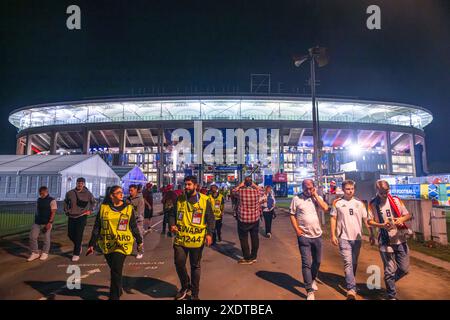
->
xmin=0 ymin=154 xmax=120 ymax=201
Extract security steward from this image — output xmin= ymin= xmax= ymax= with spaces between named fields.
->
xmin=87 ymin=185 xmax=143 ymax=300
xmin=209 ymin=184 xmax=225 ymax=244
xmin=169 ymin=175 xmax=215 ymax=300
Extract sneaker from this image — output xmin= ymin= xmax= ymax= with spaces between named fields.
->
xmin=39 ymin=253 xmax=49 ymax=261
xmin=347 ymin=290 xmax=356 ymax=300
xmin=217 ymin=236 xmax=222 ymax=242
xmin=27 ymin=252 xmax=41 ymax=262
xmin=174 ymin=288 xmax=190 ymax=300
xmin=190 ymin=295 xmax=200 ymax=300
xmin=306 ymin=292 xmax=315 ymax=300
xmin=312 ymin=280 xmax=318 ymax=291
xmin=267 ymin=233 xmax=272 ymax=238
xmin=250 ymin=258 xmax=257 ymax=263
xmin=136 ymin=253 xmax=143 ymax=260
xmin=72 ymin=255 xmax=80 ymax=262
xmin=237 ymin=258 xmax=253 ymax=265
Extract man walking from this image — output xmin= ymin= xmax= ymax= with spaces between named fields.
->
xmin=64 ymin=177 xmax=96 ymax=262
xmin=27 ymin=186 xmax=57 ymax=262
xmin=289 ymin=179 xmax=329 ymax=300
xmin=142 ymin=182 xmax=154 ymax=232
xmin=262 ymin=185 xmax=276 ymax=238
xmin=330 ymin=180 xmax=375 ymax=300
xmin=169 ymin=176 xmax=215 ymax=300
xmin=368 ymin=180 xmax=411 ymax=300
xmin=162 ymin=184 xmax=177 ymax=237
xmin=209 ymin=184 xmax=225 ymax=244
xmin=127 ymin=184 xmax=146 ymax=259
xmin=232 ymin=176 xmax=264 ymax=265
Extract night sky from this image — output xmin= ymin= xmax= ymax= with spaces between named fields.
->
xmin=1 ymin=0 xmax=449 ymax=172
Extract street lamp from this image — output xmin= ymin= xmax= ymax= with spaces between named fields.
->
xmin=293 ymin=46 xmax=329 ymax=192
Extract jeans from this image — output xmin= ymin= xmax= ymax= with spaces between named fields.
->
xmin=29 ymin=223 xmax=51 ymax=254
xmin=213 ymin=219 xmax=223 ymax=243
xmin=174 ymin=245 xmax=204 ymax=296
xmin=338 ymin=239 xmax=362 ymax=291
xmin=263 ymin=209 xmax=274 ymax=234
xmin=237 ymin=220 xmax=260 ymax=260
xmin=105 ymin=252 xmax=127 ymax=300
xmin=134 ymin=221 xmax=145 ymax=253
xmin=380 ymin=242 xmax=410 ymax=299
xmin=297 ymin=235 xmax=322 ymax=293
xmin=68 ymin=215 xmax=87 ymax=256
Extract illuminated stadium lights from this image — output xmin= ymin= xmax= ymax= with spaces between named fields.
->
xmin=9 ymin=97 xmax=432 ymax=131
xmin=349 ymin=144 xmax=363 ymax=156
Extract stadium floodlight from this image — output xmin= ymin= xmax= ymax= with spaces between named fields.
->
xmin=293 ymin=46 xmax=329 ymax=193
xmin=349 ymin=144 xmax=362 ymax=157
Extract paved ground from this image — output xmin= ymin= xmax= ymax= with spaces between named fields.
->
xmin=0 ymin=202 xmax=449 ymax=300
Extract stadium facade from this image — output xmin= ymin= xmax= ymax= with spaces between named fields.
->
xmin=9 ymin=95 xmax=432 ymax=194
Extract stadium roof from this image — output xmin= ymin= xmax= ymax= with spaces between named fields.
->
xmin=9 ymin=96 xmax=433 ymax=131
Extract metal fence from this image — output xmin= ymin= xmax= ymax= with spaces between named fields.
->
xmin=0 ymin=201 xmax=68 ymax=237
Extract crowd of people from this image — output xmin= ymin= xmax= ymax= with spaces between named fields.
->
xmin=25 ymin=174 xmax=411 ymax=301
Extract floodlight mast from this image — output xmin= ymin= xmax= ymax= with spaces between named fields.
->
xmin=294 ymin=46 xmax=328 ymax=193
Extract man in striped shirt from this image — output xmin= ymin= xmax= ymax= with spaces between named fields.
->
xmin=232 ymin=176 xmax=265 ymax=265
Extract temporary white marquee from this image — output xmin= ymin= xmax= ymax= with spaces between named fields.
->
xmin=0 ymin=154 xmax=120 ymax=201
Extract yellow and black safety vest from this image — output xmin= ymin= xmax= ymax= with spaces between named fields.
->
xmin=174 ymin=193 xmax=208 ymax=248
xmin=97 ymin=204 xmax=134 ymax=255
xmin=209 ymin=193 xmax=224 ymax=220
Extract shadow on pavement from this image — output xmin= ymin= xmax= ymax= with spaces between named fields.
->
xmin=123 ymin=276 xmax=178 ymax=298
xmin=209 ymin=240 xmax=242 ymax=261
xmin=255 ymin=271 xmax=306 ymax=299
xmin=24 ymin=280 xmax=109 ymax=300
xmin=318 ymin=271 xmax=385 ymax=300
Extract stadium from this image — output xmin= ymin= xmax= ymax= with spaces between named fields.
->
xmin=9 ymin=94 xmax=433 ymax=194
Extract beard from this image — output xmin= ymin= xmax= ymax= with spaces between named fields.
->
xmin=185 ymin=189 xmax=195 ymax=197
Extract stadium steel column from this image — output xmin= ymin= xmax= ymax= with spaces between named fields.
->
xmin=49 ymin=131 xmax=59 ymax=155
xmin=310 ymin=55 xmax=322 ymax=188
xmin=118 ymin=129 xmax=127 ymax=165
xmin=25 ymin=134 xmax=33 ymax=155
xmin=385 ymin=131 xmax=393 ymax=175
xmin=82 ymin=128 xmax=91 ymax=155
xmin=158 ymin=127 xmax=164 ymax=189
xmin=410 ymin=132 xmax=417 ymax=177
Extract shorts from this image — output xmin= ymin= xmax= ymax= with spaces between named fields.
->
xmin=144 ymin=207 xmax=153 ymax=219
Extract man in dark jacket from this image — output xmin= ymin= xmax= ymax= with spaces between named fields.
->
xmin=64 ymin=177 xmax=97 ymax=262
xmin=27 ymin=186 xmax=57 ymax=262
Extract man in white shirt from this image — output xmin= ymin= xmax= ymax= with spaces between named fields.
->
xmin=330 ymin=180 xmax=375 ymax=300
xmin=289 ymin=179 xmax=329 ymax=300
xmin=368 ymin=180 xmax=411 ymax=300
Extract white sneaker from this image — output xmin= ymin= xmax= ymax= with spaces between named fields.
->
xmin=72 ymin=255 xmax=80 ymax=262
xmin=306 ymin=292 xmax=315 ymax=300
xmin=27 ymin=252 xmax=41 ymax=262
xmin=312 ymin=280 xmax=318 ymax=291
xmin=136 ymin=253 xmax=143 ymax=260
xmin=39 ymin=253 xmax=49 ymax=261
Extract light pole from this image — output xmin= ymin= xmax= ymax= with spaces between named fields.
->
xmin=294 ymin=46 xmax=329 ymax=192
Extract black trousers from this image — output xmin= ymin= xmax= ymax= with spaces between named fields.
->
xmin=162 ymin=211 xmax=170 ymax=233
xmin=173 ymin=245 xmax=204 ymax=296
xmin=213 ymin=219 xmax=223 ymax=243
xmin=67 ymin=215 xmax=87 ymax=255
xmin=263 ymin=209 xmax=275 ymax=234
xmin=237 ymin=220 xmax=260 ymax=260
xmin=105 ymin=252 xmax=127 ymax=300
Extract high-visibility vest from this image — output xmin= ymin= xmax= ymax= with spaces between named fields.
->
xmin=97 ymin=204 xmax=134 ymax=255
xmin=209 ymin=193 xmax=224 ymax=220
xmin=174 ymin=193 xmax=208 ymax=248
